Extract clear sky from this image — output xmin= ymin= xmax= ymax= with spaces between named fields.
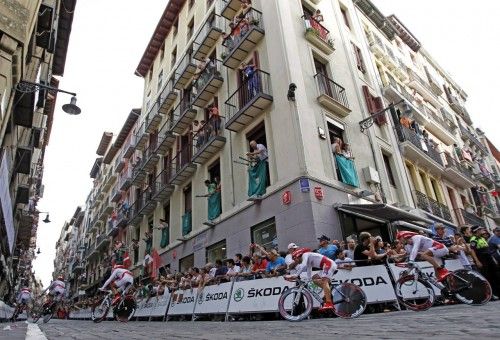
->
xmin=33 ymin=0 xmax=500 ymax=286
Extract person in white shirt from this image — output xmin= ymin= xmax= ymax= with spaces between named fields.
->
xmin=225 ymin=259 xmax=241 ymax=280
xmin=99 ymin=264 xmax=134 ymax=305
xmin=16 ymin=286 xmax=32 ymax=305
xmin=247 ymin=140 xmax=268 ymax=162
xmin=335 ymin=250 xmax=355 ymax=270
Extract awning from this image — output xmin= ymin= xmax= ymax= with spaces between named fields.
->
xmin=335 ymin=203 xmax=433 ymax=224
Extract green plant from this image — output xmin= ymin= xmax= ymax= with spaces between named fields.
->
xmin=220 ymin=52 xmax=228 ymax=60
xmin=250 ymin=18 xmax=260 ymax=26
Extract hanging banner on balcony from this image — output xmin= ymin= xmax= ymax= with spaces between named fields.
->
xmin=0 ymin=152 xmax=15 ymax=253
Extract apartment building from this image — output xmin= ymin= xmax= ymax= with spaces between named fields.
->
xmin=61 ymin=0 xmax=499 ymax=290
xmin=0 ymin=0 xmax=77 ymax=299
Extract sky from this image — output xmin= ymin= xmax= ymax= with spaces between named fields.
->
xmin=33 ymin=0 xmax=500 ymax=286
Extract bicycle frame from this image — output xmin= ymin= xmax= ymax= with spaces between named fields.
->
xmin=293 ymin=279 xmax=349 ymax=306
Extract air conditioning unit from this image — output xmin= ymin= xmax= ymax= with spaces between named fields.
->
xmin=362 ymin=167 xmax=380 ymax=184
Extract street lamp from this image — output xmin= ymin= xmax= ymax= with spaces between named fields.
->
xmin=34 ymin=211 xmax=51 ymax=223
xmin=15 ymin=80 xmax=81 ymax=115
xmin=358 ymin=99 xmax=409 ymax=132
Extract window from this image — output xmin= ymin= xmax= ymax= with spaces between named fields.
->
xmin=362 ymin=85 xmax=387 ymax=126
xmin=179 ymin=254 xmax=194 ymax=272
xmin=148 ymin=68 xmax=153 ymax=82
xmin=206 ymin=240 xmax=226 ymax=264
xmin=246 ymin=121 xmax=270 ymax=186
xmin=134 ymin=227 xmax=140 ymax=264
xmin=171 ymin=47 xmax=177 ymax=69
xmin=351 ymin=43 xmax=366 ymax=73
xmin=340 ymin=7 xmax=350 ymax=29
xmin=207 ymin=0 xmax=215 ymax=8
xmin=145 ymin=90 xmax=151 ymax=112
xmin=172 ymin=19 xmax=178 ymax=37
xmin=187 ymin=18 xmax=194 ymax=40
xmin=251 ymin=218 xmax=276 ymax=250
xmin=208 ymin=159 xmax=220 ymax=182
xmin=157 ymin=70 xmax=163 ymax=91
xmin=160 ymin=43 xmax=165 ymax=61
xmin=381 ymin=153 xmax=396 ymax=186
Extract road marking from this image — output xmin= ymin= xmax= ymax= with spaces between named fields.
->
xmin=26 ymin=323 xmax=48 ymax=340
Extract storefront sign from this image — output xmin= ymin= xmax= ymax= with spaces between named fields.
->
xmin=282 ymin=191 xmax=291 ymax=205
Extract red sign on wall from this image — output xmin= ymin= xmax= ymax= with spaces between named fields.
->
xmin=282 ymin=190 xmax=292 ymax=205
xmin=172 ymin=249 xmax=177 ymax=259
xmin=314 ymin=187 xmax=324 ymax=200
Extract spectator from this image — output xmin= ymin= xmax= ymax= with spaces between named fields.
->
xmin=247 ymin=140 xmax=268 ymax=162
xmin=208 ymin=104 xmax=221 ymax=136
xmin=265 ymin=249 xmax=286 ymax=277
xmin=214 ymin=259 xmax=228 ymax=278
xmin=239 ymin=61 xmax=258 ymax=97
xmin=470 ymin=226 xmax=499 ymax=298
xmin=331 ymin=137 xmax=342 ymax=155
xmin=226 ymin=259 xmax=241 ymax=280
xmin=344 ymin=238 xmax=356 ymax=259
xmin=192 ymin=120 xmax=202 ymax=148
xmin=341 ymin=143 xmax=354 ymax=160
xmin=317 ymin=235 xmax=338 ymax=260
xmin=285 ymin=243 xmax=299 ymax=275
xmin=354 ymin=232 xmax=383 ymax=266
xmin=234 ymin=253 xmax=243 ymax=267
xmin=251 ymin=253 xmax=267 ymax=275
xmin=335 ymin=249 xmax=355 ymax=270
xmin=237 ymin=256 xmax=254 ymax=281
xmin=488 ymin=226 xmax=500 ymax=264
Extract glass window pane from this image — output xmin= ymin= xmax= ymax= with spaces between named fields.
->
xmin=251 ymin=219 xmax=277 ymax=250
xmin=206 ymin=240 xmax=226 ymax=264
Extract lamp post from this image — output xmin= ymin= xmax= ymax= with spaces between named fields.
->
xmin=14 ymin=80 xmax=81 ymax=115
xmin=33 ymin=211 xmax=51 ymax=223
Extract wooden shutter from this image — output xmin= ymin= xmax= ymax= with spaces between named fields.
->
xmin=362 ymin=85 xmax=387 ymax=126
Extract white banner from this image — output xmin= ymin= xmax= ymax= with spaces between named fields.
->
xmin=228 ymin=277 xmax=295 ymax=314
xmin=134 ymin=299 xmax=149 ymax=318
xmin=193 ymin=282 xmax=233 ymax=315
xmin=149 ymin=291 xmax=171 ymax=317
xmin=167 ymin=288 xmax=197 ymax=316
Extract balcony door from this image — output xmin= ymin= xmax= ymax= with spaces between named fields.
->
xmin=180 ymin=134 xmax=191 ymax=167
xmin=237 ymin=52 xmax=260 ymax=109
xmin=314 ymin=58 xmax=332 ymax=98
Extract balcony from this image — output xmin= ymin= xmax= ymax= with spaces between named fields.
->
xmin=129 ymin=198 xmax=146 ymax=226
xmin=315 ymin=73 xmax=350 ymax=117
xmin=151 ymin=170 xmax=175 ymax=203
xmin=138 ymin=190 xmax=158 ymax=217
xmin=396 ymin=125 xmax=444 ymax=173
xmin=193 ymin=14 xmax=224 ymax=61
xmin=140 ymin=141 xmax=160 ymax=173
xmin=302 ymin=16 xmax=334 ymax=55
xmin=442 ymin=153 xmax=475 ymax=188
xmin=114 ymin=153 xmax=125 ymax=173
xmin=157 ymin=77 xmax=178 ymax=114
xmin=222 ymin=9 xmax=265 ymax=69
xmin=14 ymin=146 xmax=33 ymax=175
xmin=455 ymin=208 xmax=486 ymax=228
xmin=144 ymin=97 xmax=164 ymax=134
xmin=111 ymin=186 xmax=122 ymax=203
xmin=169 ymin=146 xmax=197 ymax=186
xmin=71 ymin=262 xmax=84 ymax=274
xmin=192 ymin=59 xmax=224 ymax=108
xmin=225 ymin=70 xmax=273 ymax=132
xmin=131 ymin=158 xmax=147 ymax=187
xmin=122 ymin=135 xmax=136 ymax=159
xmin=135 ymin=122 xmax=149 ymax=152
xmin=424 ymin=67 xmax=443 ymax=96
xmin=155 ymin=120 xmax=176 ymax=156
xmin=221 ymin=0 xmax=243 ymax=20
xmin=113 ymin=209 xmax=130 ymax=229
xmin=459 ymin=124 xmax=488 ymax=155
xmin=104 ymin=171 xmax=117 ymax=191
xmin=476 ymin=174 xmax=497 ymax=189
xmin=107 ymin=221 xmax=119 ymax=237
xmin=170 ymin=101 xmax=198 ymax=135
xmin=422 ymin=106 xmax=455 ymax=146
xmin=414 ymin=191 xmax=453 ymax=222
xmin=440 ymin=108 xmax=457 ymax=129
xmin=173 ymin=52 xmax=197 ymax=90
xmin=119 ymin=169 xmax=133 ymax=191
xmin=85 ymin=242 xmax=97 ymax=260
xmin=95 ymin=234 xmax=110 ymax=251
xmin=446 ymin=94 xmax=472 ymax=125
xmin=89 ymin=216 xmax=101 ymax=232
xmin=368 ymin=34 xmax=385 ymax=59
xmin=192 ymin=116 xmax=226 ymax=165
xmin=406 ymin=68 xmax=441 ymax=108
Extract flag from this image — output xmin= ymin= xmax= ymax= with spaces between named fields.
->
xmin=123 ymin=252 xmax=131 ymax=268
xmin=150 ymin=249 xmax=162 ymax=279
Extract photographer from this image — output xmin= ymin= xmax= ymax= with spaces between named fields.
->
xmin=353 ymin=232 xmax=387 ymax=266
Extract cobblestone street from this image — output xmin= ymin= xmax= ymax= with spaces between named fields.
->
xmin=1 ymin=302 xmax=497 ymax=340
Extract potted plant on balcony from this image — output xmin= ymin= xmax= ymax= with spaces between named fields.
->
xmin=220 ymin=51 xmax=228 ymax=60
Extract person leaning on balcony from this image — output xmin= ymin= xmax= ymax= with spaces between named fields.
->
xmin=341 ymin=143 xmax=354 ymax=160
xmin=331 ymin=137 xmax=342 ymax=155
xmin=208 ymin=104 xmax=221 ymax=136
xmin=399 ymin=114 xmax=412 ymax=129
xmin=247 ymin=140 xmax=268 ymax=162
xmin=192 ymin=120 xmax=202 ymax=148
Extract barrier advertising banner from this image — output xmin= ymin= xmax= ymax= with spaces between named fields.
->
xmin=167 ymin=288 xmax=198 ymax=316
xmin=193 ymin=282 xmax=233 ymax=315
xmin=228 ymin=277 xmax=295 ymax=314
xmin=150 ymin=291 xmax=171 ymax=317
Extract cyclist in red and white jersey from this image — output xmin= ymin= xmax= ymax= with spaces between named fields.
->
xmin=396 ymin=231 xmax=450 ymax=281
xmin=16 ymin=286 xmax=32 ymax=305
xmin=285 ymin=248 xmax=338 ymax=311
xmin=99 ymin=263 xmax=134 ymax=305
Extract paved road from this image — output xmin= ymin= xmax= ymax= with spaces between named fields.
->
xmin=1 ymin=302 xmax=498 ymax=339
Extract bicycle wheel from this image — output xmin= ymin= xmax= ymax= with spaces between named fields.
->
xmin=115 ymin=297 xmax=136 ymax=322
xmin=278 ymin=287 xmax=313 ymax=322
xmin=31 ymin=304 xmax=42 ymax=323
xmin=10 ymin=306 xmax=20 ymax=322
xmin=447 ymin=269 xmax=492 ymax=305
xmin=42 ymin=305 xmax=53 ymax=324
xmin=91 ymin=297 xmax=110 ymax=323
xmin=332 ymin=283 xmax=367 ymax=319
xmin=395 ymin=275 xmax=435 ymax=311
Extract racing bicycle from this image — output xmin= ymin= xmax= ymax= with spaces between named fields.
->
xmin=394 ymin=261 xmax=491 ymax=311
xmin=92 ymin=289 xmax=136 ymax=323
xmin=278 ymin=277 xmax=367 ymax=321
xmin=10 ymin=300 xmax=29 ymax=322
xmin=40 ymin=296 xmax=62 ymax=323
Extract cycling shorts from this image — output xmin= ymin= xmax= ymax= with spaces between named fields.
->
xmin=429 ymin=246 xmax=449 ymax=258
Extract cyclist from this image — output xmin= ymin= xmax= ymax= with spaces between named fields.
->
xmin=12 ymin=284 xmax=32 ymax=319
xmin=396 ymin=231 xmax=450 ymax=281
xmin=42 ymin=275 xmax=66 ymax=309
xmin=99 ymin=261 xmax=134 ymax=306
xmin=285 ymin=247 xmax=338 ymax=311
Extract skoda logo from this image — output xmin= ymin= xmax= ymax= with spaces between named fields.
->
xmin=233 ymin=288 xmax=244 ymax=302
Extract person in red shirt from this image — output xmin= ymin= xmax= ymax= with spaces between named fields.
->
xmin=251 ymin=253 xmax=268 ymax=275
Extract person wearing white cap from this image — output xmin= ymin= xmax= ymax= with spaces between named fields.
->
xmin=285 ymin=243 xmax=299 ymax=274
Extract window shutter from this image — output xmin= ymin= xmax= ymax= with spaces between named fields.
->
xmin=373 ymin=96 xmax=387 ymax=125
xmin=362 ymin=86 xmax=387 ymax=126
